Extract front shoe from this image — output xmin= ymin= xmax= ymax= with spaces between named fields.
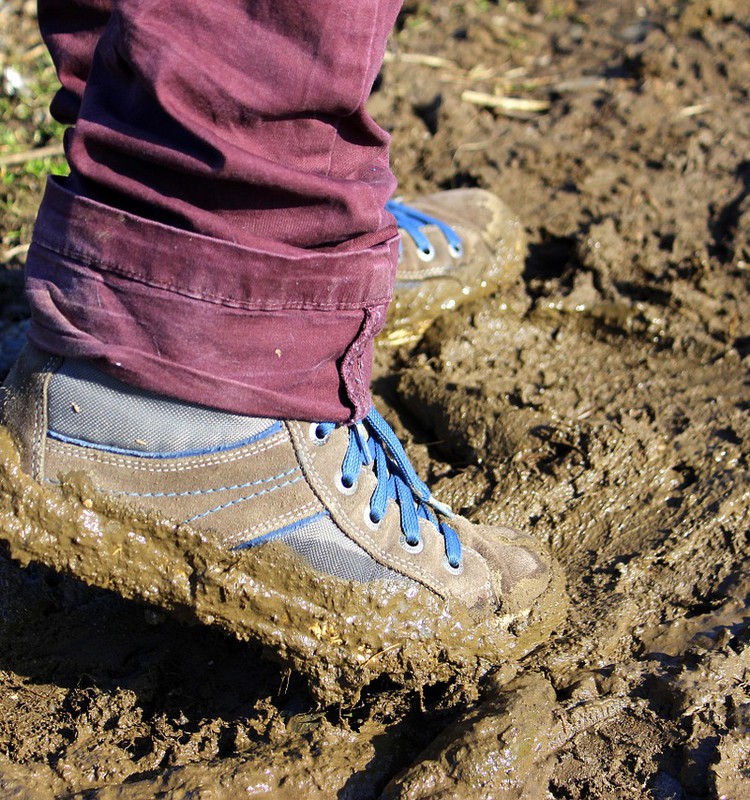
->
xmin=0 ymin=346 xmax=566 ymax=700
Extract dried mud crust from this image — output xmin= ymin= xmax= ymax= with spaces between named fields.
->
xmin=0 ymin=427 xmax=567 ymax=708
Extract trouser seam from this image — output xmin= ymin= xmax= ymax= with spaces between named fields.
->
xmin=30 ymin=238 xmax=391 ymax=311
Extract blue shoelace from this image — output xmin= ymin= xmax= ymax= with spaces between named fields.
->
xmin=386 ymin=199 xmax=464 ymax=262
xmin=314 ymin=407 xmax=463 ymax=570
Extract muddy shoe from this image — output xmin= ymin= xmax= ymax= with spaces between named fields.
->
xmin=0 ymin=346 xmax=566 ymax=701
xmin=387 ymin=189 xmax=527 ymax=336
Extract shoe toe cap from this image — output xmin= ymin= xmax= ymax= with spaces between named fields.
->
xmin=464 ymin=522 xmax=553 ymax=615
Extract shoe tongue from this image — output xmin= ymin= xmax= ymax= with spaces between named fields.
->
xmin=48 ymin=358 xmax=277 ymax=455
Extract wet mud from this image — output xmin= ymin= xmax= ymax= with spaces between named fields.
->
xmin=1 ymin=0 xmax=750 ymax=797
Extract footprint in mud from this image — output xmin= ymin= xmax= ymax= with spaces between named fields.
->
xmin=370 ymin=670 xmax=645 ymax=800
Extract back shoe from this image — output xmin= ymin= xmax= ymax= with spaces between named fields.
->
xmin=0 ymin=346 xmax=567 ymax=700
xmin=387 ymin=188 xmax=527 ymax=336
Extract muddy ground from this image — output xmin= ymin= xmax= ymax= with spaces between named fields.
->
xmin=1 ymin=0 xmax=750 ymax=797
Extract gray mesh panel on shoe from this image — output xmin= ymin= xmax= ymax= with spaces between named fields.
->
xmin=278 ymin=514 xmax=412 ymax=584
xmin=48 ymin=358 xmax=276 ymax=454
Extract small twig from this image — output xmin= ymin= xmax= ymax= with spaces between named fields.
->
xmin=0 ymin=143 xmax=65 ymax=168
xmin=278 ymin=668 xmax=292 ymax=697
xmin=453 ymin=138 xmax=496 ymax=159
xmin=677 ymin=102 xmax=712 ymax=118
xmin=383 ymin=51 xmax=457 ymax=69
xmin=552 ymin=76 xmax=608 ymax=93
xmin=378 ymin=320 xmax=431 ymax=348
xmin=466 ymin=65 xmax=498 ymax=82
xmin=461 ymin=90 xmax=551 ymax=115
xmin=360 ymin=642 xmax=402 ymax=667
xmin=503 ymin=66 xmax=530 ymax=79
xmin=19 ymin=43 xmax=49 ymax=63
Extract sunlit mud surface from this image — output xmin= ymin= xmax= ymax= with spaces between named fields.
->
xmin=1 ymin=0 xmax=750 ymax=797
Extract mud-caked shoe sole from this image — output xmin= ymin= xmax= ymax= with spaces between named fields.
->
xmin=0 ymin=345 xmax=567 ymax=704
xmin=385 ymin=189 xmax=527 ymax=338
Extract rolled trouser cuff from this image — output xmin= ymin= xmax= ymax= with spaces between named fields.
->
xmin=25 ymin=178 xmax=397 ymax=423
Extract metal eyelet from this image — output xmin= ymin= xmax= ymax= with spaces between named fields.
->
xmin=334 ymin=470 xmax=358 ymax=496
xmin=309 ymin=422 xmax=330 ymax=446
xmin=363 ymin=505 xmax=383 ymax=531
xmin=416 ymin=243 xmax=436 ymax=262
xmin=442 ymin=555 xmax=464 ymax=575
xmin=399 ymin=533 xmax=424 ymax=555
xmin=448 ymin=241 xmax=464 ymax=258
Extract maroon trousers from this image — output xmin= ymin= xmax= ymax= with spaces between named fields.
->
xmin=27 ymin=0 xmax=402 ymax=422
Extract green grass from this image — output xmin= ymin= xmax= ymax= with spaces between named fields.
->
xmin=1 ymin=48 xmax=67 ymax=259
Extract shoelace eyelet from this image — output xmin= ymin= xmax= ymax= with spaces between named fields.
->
xmin=335 ymin=470 xmax=358 ymax=496
xmin=323 ymin=406 xmax=463 ymax=568
xmin=363 ymin=505 xmax=383 ymax=531
xmin=399 ymin=533 xmax=424 ymax=555
xmin=387 ymin=199 xmax=462 ymax=267
xmin=442 ymin=554 xmax=464 ymax=575
xmin=309 ymin=422 xmax=331 ymax=446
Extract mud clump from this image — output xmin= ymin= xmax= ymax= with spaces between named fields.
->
xmin=381 ymin=673 xmax=559 ymax=800
xmin=2 ymin=0 xmax=750 ymax=797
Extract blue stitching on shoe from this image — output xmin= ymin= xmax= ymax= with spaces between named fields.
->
xmin=317 ymin=407 xmax=463 ymax=569
xmin=386 ymin=199 xmax=464 ymax=258
xmin=182 ymin=475 xmax=304 ymax=523
xmin=96 ymin=467 xmax=301 ymax=499
xmin=232 ymin=510 xmax=330 ymax=550
xmin=46 ymin=420 xmax=283 ymax=459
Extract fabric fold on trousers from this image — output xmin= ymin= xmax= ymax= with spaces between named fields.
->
xmin=26 ymin=177 xmax=398 ymax=423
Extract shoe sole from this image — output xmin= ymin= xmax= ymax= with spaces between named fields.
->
xmin=0 ymin=426 xmax=567 ymax=705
